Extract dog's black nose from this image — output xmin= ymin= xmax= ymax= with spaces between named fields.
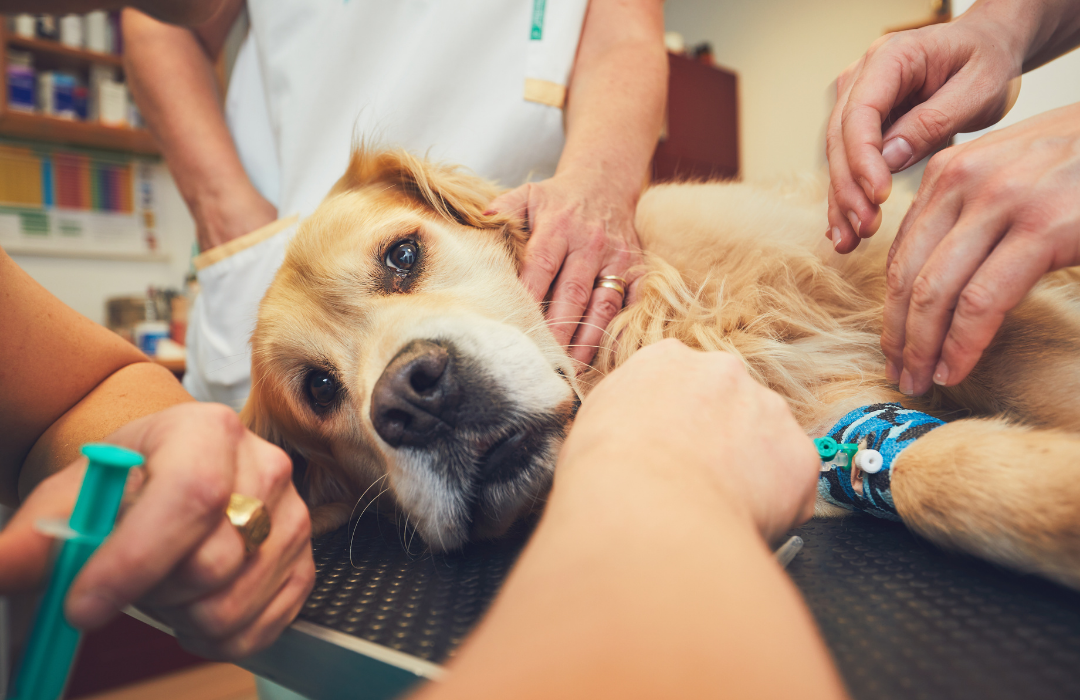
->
xmin=371 ymin=340 xmax=458 ymax=447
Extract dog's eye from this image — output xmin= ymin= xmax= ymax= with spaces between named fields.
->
xmin=385 ymin=240 xmax=418 ymax=272
xmin=307 ymin=371 xmax=338 ymax=408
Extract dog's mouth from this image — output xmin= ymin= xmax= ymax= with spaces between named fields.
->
xmin=475 ymin=430 xmax=527 ymax=483
xmin=465 ymin=426 xmax=550 ymax=540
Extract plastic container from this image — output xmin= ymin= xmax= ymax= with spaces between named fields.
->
xmin=134 ymin=320 xmax=169 ymax=356
xmin=7 ymin=60 xmax=35 ymax=113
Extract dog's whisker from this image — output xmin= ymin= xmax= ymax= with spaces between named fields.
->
xmin=543 ymin=320 xmax=621 ymax=343
xmin=406 ymin=514 xmax=421 ymax=554
xmin=350 ymin=484 xmax=392 ymax=568
xmin=548 ymin=318 xmax=620 ymax=333
xmin=567 ymin=356 xmax=605 ymax=378
xmin=347 ymin=473 xmax=390 ymax=557
xmin=400 ymin=512 xmax=411 ymax=555
xmin=349 ymin=473 xmax=389 ymax=524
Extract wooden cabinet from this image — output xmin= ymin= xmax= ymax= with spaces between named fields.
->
xmin=653 ymin=52 xmax=739 ymax=182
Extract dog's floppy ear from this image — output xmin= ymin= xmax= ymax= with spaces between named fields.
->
xmin=240 ymin=372 xmax=313 ymax=498
xmin=328 ymin=146 xmax=531 ymax=266
xmin=327 ymin=148 xmax=496 ymax=226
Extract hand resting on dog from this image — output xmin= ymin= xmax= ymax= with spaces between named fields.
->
xmin=485 ymin=0 xmax=666 ymax=368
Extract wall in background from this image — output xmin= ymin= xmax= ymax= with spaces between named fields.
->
xmin=9 ymin=163 xmax=195 ymax=324
xmin=664 ymin=0 xmax=932 ymax=183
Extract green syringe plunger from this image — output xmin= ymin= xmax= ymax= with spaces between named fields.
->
xmin=10 ymin=443 xmax=143 ymax=700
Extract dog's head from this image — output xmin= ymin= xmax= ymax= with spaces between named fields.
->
xmin=243 ymin=149 xmax=579 ymax=551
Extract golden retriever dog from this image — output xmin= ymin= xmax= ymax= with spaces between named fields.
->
xmin=243 ymin=148 xmax=1080 ymax=589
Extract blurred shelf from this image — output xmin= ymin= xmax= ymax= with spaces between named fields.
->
xmin=1 ymin=29 xmax=158 ymax=154
xmin=0 ymin=110 xmax=158 ymax=154
xmin=7 ymin=34 xmax=124 ymax=69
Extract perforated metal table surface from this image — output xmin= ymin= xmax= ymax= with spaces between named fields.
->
xmin=240 ymin=514 xmax=1080 ymax=700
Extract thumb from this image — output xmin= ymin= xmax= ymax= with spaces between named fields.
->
xmin=882 ymin=76 xmax=1018 ymax=173
xmin=0 ymin=514 xmax=53 ymax=594
xmin=485 ymin=184 xmax=531 ymax=224
xmin=0 ymin=470 xmax=82 ymax=594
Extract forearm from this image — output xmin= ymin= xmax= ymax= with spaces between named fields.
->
xmin=19 ymin=362 xmax=193 ymax=500
xmin=1023 ymin=0 xmax=1080 ymax=70
xmin=122 ymin=8 xmax=274 ymax=250
xmin=558 ymin=0 xmax=667 ymax=202
xmin=962 ymin=0 xmax=1080 ymax=72
xmin=418 ymin=447 xmax=846 ymax=700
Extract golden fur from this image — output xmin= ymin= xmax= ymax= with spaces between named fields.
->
xmin=245 ymin=148 xmax=1080 ymax=588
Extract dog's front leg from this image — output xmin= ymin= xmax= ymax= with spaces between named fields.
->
xmin=892 ymin=417 xmax=1080 ymax=590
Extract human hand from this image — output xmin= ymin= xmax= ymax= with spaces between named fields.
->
xmin=826 ymin=14 xmax=1024 ymax=253
xmin=560 ymin=339 xmax=819 ymax=543
xmin=486 ymin=168 xmax=643 ymax=368
xmin=194 ymin=184 xmax=278 ymax=252
xmin=881 ymin=101 xmax=1080 ymax=396
xmin=132 ymin=0 xmax=228 ymax=25
xmin=0 ymin=403 xmax=314 ymax=660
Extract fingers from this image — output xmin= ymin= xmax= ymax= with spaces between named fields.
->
xmin=0 ymin=465 xmax=82 ymax=594
xmin=880 ymin=153 xmax=961 ymax=385
xmin=11 ymin=401 xmax=312 ymax=659
xmin=489 ymin=185 xmax=561 ymax=301
xmin=897 ymin=211 xmax=1009 ymax=396
xmin=543 ymin=226 xmax=609 ymax=348
xmin=172 ymin=558 xmax=314 ymax=661
xmin=826 ymin=59 xmax=874 ymax=253
xmin=827 ymin=53 xmax=888 ymax=251
xmin=151 ymin=477 xmax=312 ymax=654
xmin=839 ymin=41 xmax=928 ymax=203
xmin=883 ymin=72 xmax=1014 ymax=168
xmin=564 ymin=226 xmax=638 ymax=364
xmin=567 ymin=284 xmax=625 ymax=367
xmin=826 ymin=175 xmax=862 ymax=254
xmin=835 ymin=98 xmax=886 ymax=233
xmin=885 ymin=146 xmax=952 ymax=274
xmin=136 ymin=430 xmax=309 ymax=655
xmin=104 ymin=431 xmax=293 ymax=611
xmin=502 ymin=174 xmax=641 ymax=358
xmin=133 ymin=423 xmax=312 ymax=660
xmin=829 ymin=28 xmax=1003 ymax=247
xmin=519 ymin=230 xmax=571 ymax=304
xmin=485 ymin=184 xmax=530 ymax=222
xmin=66 ymin=404 xmax=245 ymax=629
xmin=935 ymin=232 xmax=1051 ymax=387
xmin=141 ymin=517 xmax=245 ymax=607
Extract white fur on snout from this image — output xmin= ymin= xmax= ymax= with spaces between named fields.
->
xmin=364 ymin=313 xmax=573 ymax=551
xmin=393 ymin=450 xmax=471 ymax=551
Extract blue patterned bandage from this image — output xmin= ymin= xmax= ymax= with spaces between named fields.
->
xmin=816 ymin=403 xmax=944 ymax=521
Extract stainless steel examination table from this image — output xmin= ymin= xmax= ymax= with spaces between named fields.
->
xmin=204 ymin=513 xmax=1080 ymax=700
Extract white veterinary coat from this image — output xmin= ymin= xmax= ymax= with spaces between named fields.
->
xmin=185 ymin=0 xmax=587 ymax=408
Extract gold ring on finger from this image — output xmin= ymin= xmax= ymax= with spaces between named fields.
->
xmin=593 ymin=276 xmax=627 ymax=296
xmin=226 ymin=493 xmax=272 ymax=554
